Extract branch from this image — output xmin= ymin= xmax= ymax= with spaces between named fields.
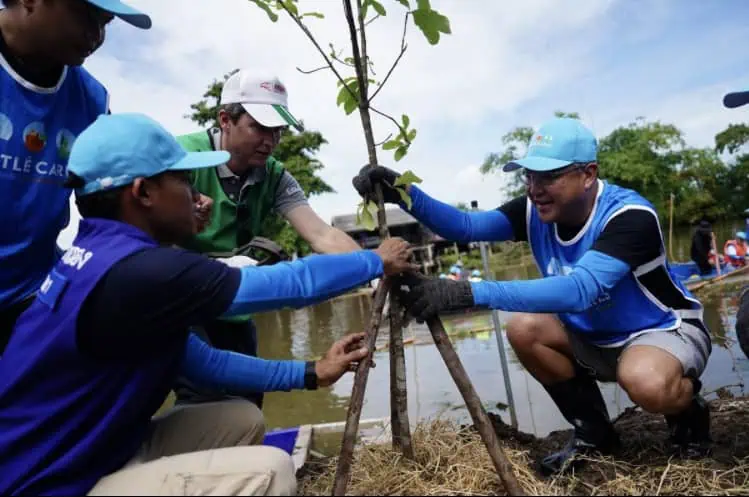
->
xmin=369 ymin=12 xmax=410 ymax=103
xmin=375 ymin=133 xmax=394 ymax=146
xmin=363 ymin=14 xmax=381 ymax=29
xmin=371 ymin=106 xmax=412 ymax=145
xmin=276 ymin=2 xmax=357 ymax=102
xmin=356 ymin=0 xmax=370 ymax=99
xmin=296 ymin=65 xmax=330 ymax=74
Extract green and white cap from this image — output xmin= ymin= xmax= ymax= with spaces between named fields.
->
xmin=221 ymin=70 xmax=302 ymax=131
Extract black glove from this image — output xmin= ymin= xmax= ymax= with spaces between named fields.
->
xmin=398 ymin=273 xmax=475 ymax=322
xmin=352 ymin=165 xmax=403 ymax=205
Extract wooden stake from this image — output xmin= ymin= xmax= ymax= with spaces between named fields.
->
xmin=425 ymin=316 xmax=526 ymax=496
xmin=389 ymin=290 xmax=414 ymax=458
xmin=669 ymin=193 xmax=675 ymax=260
xmin=333 ymin=278 xmax=392 ymax=496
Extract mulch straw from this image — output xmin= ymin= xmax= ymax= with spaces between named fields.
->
xmin=299 ymin=398 xmax=749 ymax=496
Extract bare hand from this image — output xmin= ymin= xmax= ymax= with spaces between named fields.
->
xmin=315 ymin=332 xmax=372 ymax=387
xmin=374 ymin=237 xmax=419 ymax=276
xmin=193 ymin=193 xmax=214 ymax=234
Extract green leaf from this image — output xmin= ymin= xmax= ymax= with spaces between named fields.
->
xmin=276 ymin=0 xmax=299 ymax=16
xmin=248 ymin=0 xmax=279 ymax=22
xmin=397 ymin=187 xmax=413 ymax=210
xmin=357 ymin=201 xmax=377 ymax=231
xmin=394 ymin=146 xmax=408 ymax=162
xmin=336 ymin=80 xmax=360 ymax=115
xmin=401 ymin=114 xmax=411 ymax=131
xmin=395 ymin=0 xmax=410 ymax=7
xmin=366 ymin=200 xmax=380 ymax=220
xmin=369 ymin=0 xmax=386 ymax=16
xmin=407 ymin=129 xmax=417 ymax=142
xmin=412 ymin=3 xmax=452 ymax=45
xmin=394 ymin=170 xmax=423 ymax=186
xmin=383 ymin=139 xmax=400 ymax=150
xmin=344 ymin=97 xmax=358 ymax=115
xmin=301 ymin=12 xmax=324 ymax=19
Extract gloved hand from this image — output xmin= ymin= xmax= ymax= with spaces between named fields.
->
xmin=352 ymin=165 xmax=403 ymax=205
xmin=398 ymin=273 xmax=476 ymax=322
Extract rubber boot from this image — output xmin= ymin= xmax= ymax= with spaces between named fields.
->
xmin=539 ymin=372 xmax=620 ymax=476
xmin=665 ymin=378 xmax=712 ymax=458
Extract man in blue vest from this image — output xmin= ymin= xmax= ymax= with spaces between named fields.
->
xmin=0 ymin=0 xmax=152 ymax=354
xmin=353 ymin=117 xmax=712 ymax=475
xmin=0 ymin=112 xmax=416 ymax=496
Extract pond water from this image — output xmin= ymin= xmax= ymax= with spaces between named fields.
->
xmin=257 ymin=276 xmax=749 ymax=439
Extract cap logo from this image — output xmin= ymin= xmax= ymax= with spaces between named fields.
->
xmin=260 ymin=81 xmax=287 ymax=95
xmin=530 ymin=134 xmax=553 ymax=149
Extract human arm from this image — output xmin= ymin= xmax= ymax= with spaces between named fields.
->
xmin=284 ymin=204 xmax=361 ymax=254
xmin=351 ymin=165 xmax=524 ymax=242
xmin=180 ymin=331 xmax=370 ymax=392
xmin=403 ymin=209 xmax=662 ymax=319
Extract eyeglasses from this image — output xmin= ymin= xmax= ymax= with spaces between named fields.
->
xmin=520 ymin=163 xmax=590 ymax=188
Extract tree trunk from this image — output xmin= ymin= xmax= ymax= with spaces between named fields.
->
xmin=389 ymin=290 xmax=414 ymax=458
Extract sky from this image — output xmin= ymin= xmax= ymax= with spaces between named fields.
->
xmin=58 ymin=0 xmax=749 ymax=247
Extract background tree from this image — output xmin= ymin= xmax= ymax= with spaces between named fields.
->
xmin=187 ymin=71 xmax=334 ymax=256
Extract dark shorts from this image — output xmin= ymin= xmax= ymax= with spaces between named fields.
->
xmin=567 ymin=320 xmax=712 ymax=383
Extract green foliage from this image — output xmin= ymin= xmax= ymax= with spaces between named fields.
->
xmin=480 ymin=110 xmax=749 ymax=226
xmin=411 ymin=0 xmax=451 ymax=45
xmin=187 ymin=72 xmax=334 ymax=256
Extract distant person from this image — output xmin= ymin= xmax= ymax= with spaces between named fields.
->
xmin=175 ymin=69 xmax=362 ymax=408
xmin=691 ymin=220 xmax=714 ymax=276
xmin=724 ymin=231 xmax=748 ymax=268
xmin=354 ymin=117 xmax=712 ymax=475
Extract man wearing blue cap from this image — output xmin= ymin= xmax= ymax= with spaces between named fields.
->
xmin=0 ymin=112 xmax=416 ymax=495
xmin=0 ymin=0 xmax=151 ymax=354
xmin=353 ymin=117 xmax=712 ymax=474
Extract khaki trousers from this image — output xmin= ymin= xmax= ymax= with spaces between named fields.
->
xmin=88 ymin=400 xmax=297 ymax=496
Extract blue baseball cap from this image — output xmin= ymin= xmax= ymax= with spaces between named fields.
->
xmin=68 ymin=113 xmax=229 ymax=196
xmin=724 ymin=90 xmax=749 ymax=109
xmin=738 ymin=231 xmax=747 ymax=241
xmin=503 ymin=118 xmax=598 ymax=172
xmin=86 ymin=0 xmax=152 ymax=29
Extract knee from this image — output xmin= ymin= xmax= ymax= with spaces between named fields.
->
xmin=618 ymin=367 xmax=678 ymax=413
xmin=218 ymin=400 xmax=267 ymax=446
xmin=259 ymin=447 xmax=298 ymax=496
xmin=506 ymin=313 xmax=546 ymax=351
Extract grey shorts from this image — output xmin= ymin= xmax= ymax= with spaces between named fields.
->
xmin=567 ymin=320 xmax=712 ymax=383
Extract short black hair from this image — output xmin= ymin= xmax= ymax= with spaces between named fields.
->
xmin=219 ymin=103 xmax=247 ymax=124
xmin=64 ymin=173 xmax=124 ymax=220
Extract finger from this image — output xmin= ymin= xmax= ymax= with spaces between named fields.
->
xmin=339 ymin=332 xmax=367 ymax=350
xmin=342 ymin=346 xmax=369 ymax=364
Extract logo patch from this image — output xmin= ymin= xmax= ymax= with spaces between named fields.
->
xmin=23 ymin=122 xmax=47 ymax=153
xmin=56 ymin=129 xmax=76 ymax=160
xmin=260 ymin=81 xmax=287 ymax=95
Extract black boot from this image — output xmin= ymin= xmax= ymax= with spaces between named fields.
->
xmin=665 ymin=378 xmax=712 ymax=458
xmin=539 ymin=372 xmax=620 ymax=476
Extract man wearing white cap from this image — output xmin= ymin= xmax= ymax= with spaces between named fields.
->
xmin=0 ymin=0 xmax=151 ymax=355
xmin=176 ymin=69 xmax=361 ymax=408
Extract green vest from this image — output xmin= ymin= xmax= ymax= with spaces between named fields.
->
xmin=176 ymin=130 xmax=286 ymax=254
xmin=177 ymin=129 xmax=286 ymax=322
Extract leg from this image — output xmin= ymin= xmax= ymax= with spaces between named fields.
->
xmin=506 ymin=314 xmax=618 ymax=475
xmin=505 ymin=313 xmax=576 ymax=384
xmin=139 ymin=400 xmax=266 ymax=461
xmin=617 ymin=321 xmax=712 ymax=456
xmin=88 ymin=446 xmax=296 ymax=496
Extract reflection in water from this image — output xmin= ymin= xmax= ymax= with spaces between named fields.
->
xmin=255 ymin=229 xmax=749 ymax=437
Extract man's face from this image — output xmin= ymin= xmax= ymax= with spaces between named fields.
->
xmin=142 ymin=171 xmax=200 ymax=245
xmin=525 ymin=163 xmax=597 ymax=224
xmin=220 ymin=111 xmax=284 ymax=172
xmin=24 ymin=0 xmax=113 ymax=66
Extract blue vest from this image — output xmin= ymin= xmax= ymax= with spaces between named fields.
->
xmin=0 ymin=219 xmax=187 ymax=496
xmin=527 ymin=180 xmax=703 ymax=346
xmin=0 ymin=58 xmax=108 ymax=310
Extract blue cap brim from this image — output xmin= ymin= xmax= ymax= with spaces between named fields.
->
xmin=170 ymin=151 xmax=230 ymax=172
xmin=503 ymin=156 xmax=573 ymax=172
xmin=724 ymin=90 xmax=749 ymax=109
xmin=86 ymin=0 xmax=152 ymax=29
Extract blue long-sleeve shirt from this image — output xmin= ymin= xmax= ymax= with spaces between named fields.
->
xmin=77 ymin=247 xmax=384 ymax=393
xmin=402 ymin=185 xmax=661 ymax=316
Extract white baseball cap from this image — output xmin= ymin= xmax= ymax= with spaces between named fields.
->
xmin=220 ymin=70 xmax=302 ymax=131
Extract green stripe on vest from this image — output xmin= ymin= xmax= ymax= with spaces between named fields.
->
xmin=177 ymin=129 xmax=286 ymax=322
